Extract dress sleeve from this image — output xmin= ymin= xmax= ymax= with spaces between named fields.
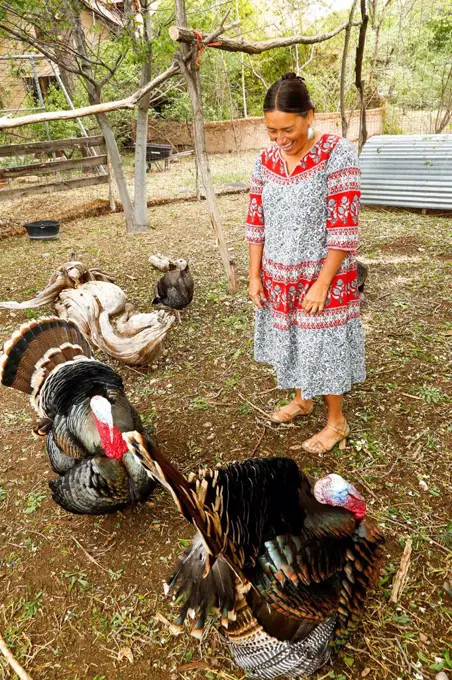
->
xmin=325 ymin=138 xmax=361 ymax=252
xmin=245 ymin=153 xmax=265 ymax=245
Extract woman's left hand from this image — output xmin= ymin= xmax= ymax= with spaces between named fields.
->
xmin=302 ymin=280 xmax=329 ymax=315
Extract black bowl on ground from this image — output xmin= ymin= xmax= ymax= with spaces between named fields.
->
xmin=24 ymin=220 xmax=60 ymax=240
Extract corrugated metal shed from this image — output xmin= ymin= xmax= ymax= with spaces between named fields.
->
xmin=360 ymin=134 xmax=452 ymax=210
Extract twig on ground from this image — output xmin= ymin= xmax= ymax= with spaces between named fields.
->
xmin=400 ymin=392 xmax=423 ymax=400
xmin=71 ymin=535 xmax=111 ymax=574
xmin=0 ymin=631 xmax=33 ymax=680
xmin=390 ymin=536 xmax=413 ymax=603
xmin=257 ymin=386 xmax=278 ymax=395
xmin=154 ymin=612 xmax=182 ymax=635
xmin=251 ymin=426 xmax=265 ymax=456
xmin=237 ymin=391 xmax=270 ymax=420
xmin=177 ymin=660 xmax=211 ymax=672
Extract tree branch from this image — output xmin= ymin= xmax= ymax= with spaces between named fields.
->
xmin=168 ymin=20 xmax=362 ymax=54
xmin=0 ymin=62 xmax=181 ymax=129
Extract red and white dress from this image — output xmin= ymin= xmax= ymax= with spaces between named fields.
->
xmin=246 ymin=134 xmax=365 ymax=398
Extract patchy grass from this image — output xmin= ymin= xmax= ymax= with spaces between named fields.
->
xmin=0 ymin=195 xmax=451 ymax=680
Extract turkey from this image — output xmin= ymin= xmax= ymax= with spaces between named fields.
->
xmin=0 ymin=317 xmax=156 ymax=514
xmin=357 ymin=260 xmax=368 ymax=303
xmin=123 ymin=432 xmax=384 ymax=679
xmin=152 ymin=258 xmax=194 ymax=322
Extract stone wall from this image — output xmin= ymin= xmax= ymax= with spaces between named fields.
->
xmin=147 ymin=108 xmax=384 ymax=154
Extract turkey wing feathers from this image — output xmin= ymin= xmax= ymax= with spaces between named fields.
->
xmin=49 ymin=456 xmax=130 ymax=514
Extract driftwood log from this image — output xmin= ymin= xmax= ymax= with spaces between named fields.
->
xmin=0 ymin=261 xmax=174 ymax=365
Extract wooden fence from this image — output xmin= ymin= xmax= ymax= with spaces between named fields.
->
xmin=0 ymin=135 xmax=111 ymax=202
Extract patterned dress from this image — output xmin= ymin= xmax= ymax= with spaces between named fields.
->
xmin=245 ymin=133 xmax=366 ymax=399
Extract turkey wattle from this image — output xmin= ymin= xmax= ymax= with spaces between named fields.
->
xmin=0 ymin=317 xmax=156 ymax=514
xmin=123 ymin=432 xmax=384 ymax=679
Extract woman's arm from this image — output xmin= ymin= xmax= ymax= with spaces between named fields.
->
xmin=249 ymin=244 xmax=266 ymax=308
xmin=303 ymin=138 xmax=360 ymax=316
xmin=302 ymin=249 xmax=347 ymax=315
xmin=246 ymin=154 xmax=266 ymax=308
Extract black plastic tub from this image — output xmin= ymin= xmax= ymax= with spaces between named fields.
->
xmin=24 ymin=220 xmax=60 ymax=240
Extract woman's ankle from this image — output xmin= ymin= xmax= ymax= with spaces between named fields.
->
xmin=295 ymin=396 xmax=313 ymax=406
xmin=326 ymin=415 xmax=347 ymax=428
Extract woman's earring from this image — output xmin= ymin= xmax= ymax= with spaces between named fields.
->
xmin=307 ymin=126 xmax=315 ymax=141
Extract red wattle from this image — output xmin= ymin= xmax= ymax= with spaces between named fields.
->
xmin=95 ymin=420 xmax=128 ymax=459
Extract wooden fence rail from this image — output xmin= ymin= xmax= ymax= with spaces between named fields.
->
xmin=0 ymin=135 xmax=105 ymax=158
xmin=0 ymin=135 xmax=110 ymax=203
xmin=0 ymin=155 xmax=107 ymax=180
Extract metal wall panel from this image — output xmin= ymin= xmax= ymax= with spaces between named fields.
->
xmin=360 ymin=134 xmax=452 ymax=210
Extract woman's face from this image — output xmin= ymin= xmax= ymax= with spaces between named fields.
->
xmin=264 ymin=109 xmax=314 ymax=156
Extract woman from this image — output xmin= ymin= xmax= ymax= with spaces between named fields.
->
xmin=246 ymin=72 xmax=365 ymax=454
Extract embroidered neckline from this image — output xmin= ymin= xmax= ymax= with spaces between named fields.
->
xmin=278 ymin=133 xmax=329 ymax=177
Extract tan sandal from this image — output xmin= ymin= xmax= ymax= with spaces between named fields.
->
xmin=301 ymin=421 xmax=350 ymax=454
xmin=270 ymin=401 xmax=314 ymax=424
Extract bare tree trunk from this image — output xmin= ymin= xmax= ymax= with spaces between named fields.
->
xmin=367 ymin=20 xmax=381 ymax=97
xmin=174 ymin=0 xmax=238 ymax=294
xmin=235 ymin=0 xmax=247 ymax=117
xmin=134 ymin=1 xmax=154 ymax=232
xmin=435 ymin=63 xmax=452 ymax=133
xmin=355 ymin=0 xmax=369 ymax=152
xmin=340 ymin=0 xmax=358 ymax=137
xmin=68 ymin=3 xmax=136 ymax=232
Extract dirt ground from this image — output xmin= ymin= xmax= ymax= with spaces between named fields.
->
xmin=0 ymin=192 xmax=451 ymax=680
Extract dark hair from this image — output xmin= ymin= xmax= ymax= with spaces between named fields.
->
xmin=263 ymin=72 xmax=315 ymax=117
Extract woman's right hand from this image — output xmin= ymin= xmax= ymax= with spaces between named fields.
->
xmin=249 ymin=276 xmax=266 ymax=309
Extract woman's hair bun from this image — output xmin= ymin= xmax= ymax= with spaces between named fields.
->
xmin=281 ymin=72 xmax=305 ymax=82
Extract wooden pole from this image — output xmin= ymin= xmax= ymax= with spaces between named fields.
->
xmin=0 ymin=631 xmax=33 ymax=680
xmin=107 ymin=151 xmax=117 ymax=212
xmin=168 ymin=21 xmax=361 ymax=54
xmin=173 ymin=0 xmax=238 ymax=294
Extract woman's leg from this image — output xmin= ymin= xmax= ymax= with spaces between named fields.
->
xmin=302 ymin=394 xmax=349 ymax=452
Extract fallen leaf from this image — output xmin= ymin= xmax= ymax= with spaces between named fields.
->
xmin=118 ymin=646 xmax=134 ymax=663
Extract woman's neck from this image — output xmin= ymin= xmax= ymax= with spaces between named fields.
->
xmin=281 ymin=132 xmax=323 ymax=174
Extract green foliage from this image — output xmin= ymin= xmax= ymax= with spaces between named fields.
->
xmin=23 ymin=492 xmax=47 ymax=514
xmin=1 ymin=0 xmax=450 ymax=135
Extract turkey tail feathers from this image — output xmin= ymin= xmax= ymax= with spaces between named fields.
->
xmin=123 ymin=431 xmax=227 ymax=575
xmin=166 ymin=535 xmax=237 ymax=637
xmin=122 ymin=430 xmax=196 ymax=517
xmin=0 ymin=317 xmax=92 ymax=395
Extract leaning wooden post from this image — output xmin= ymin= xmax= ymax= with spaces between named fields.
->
xmin=106 ymin=150 xmax=117 ymax=212
xmin=171 ymin=0 xmax=238 ymax=294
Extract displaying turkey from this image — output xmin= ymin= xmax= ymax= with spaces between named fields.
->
xmin=152 ymin=258 xmax=194 ymax=322
xmin=0 ymin=317 xmax=156 ymax=514
xmin=123 ymin=432 xmax=384 ymax=679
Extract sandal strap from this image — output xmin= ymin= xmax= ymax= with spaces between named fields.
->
xmin=325 ymin=422 xmax=349 ymax=438
xmin=305 ymin=434 xmax=328 ymax=454
xmin=302 ymin=421 xmax=349 ymax=454
xmin=271 ymin=403 xmax=313 ymax=422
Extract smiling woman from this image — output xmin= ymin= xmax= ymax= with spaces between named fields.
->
xmin=246 ymin=72 xmax=365 ymax=454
